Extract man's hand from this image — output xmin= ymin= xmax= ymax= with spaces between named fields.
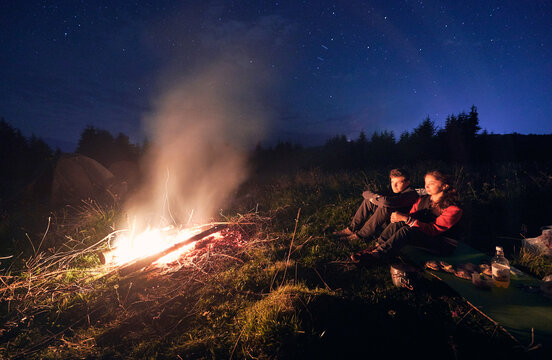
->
xmin=362 ymin=190 xmax=380 ymax=200
xmin=390 ymin=211 xmax=409 ymax=223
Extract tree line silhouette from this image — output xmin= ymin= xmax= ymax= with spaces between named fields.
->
xmin=1 ymin=106 xmax=552 ymax=205
xmin=75 ymin=125 xmax=142 ymax=168
xmin=253 ymin=106 xmax=552 ymax=172
xmin=0 ymin=121 xmax=141 ymax=207
xmin=0 ymin=118 xmax=57 ymax=205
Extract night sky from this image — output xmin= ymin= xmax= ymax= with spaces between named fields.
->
xmin=1 ymin=0 xmax=551 ymax=150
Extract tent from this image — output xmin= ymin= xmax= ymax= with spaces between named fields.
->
xmin=108 ymin=160 xmax=140 ymax=191
xmin=50 ymin=154 xmax=126 ymax=206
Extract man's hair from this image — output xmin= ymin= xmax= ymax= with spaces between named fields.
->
xmin=389 ymin=168 xmax=410 ymax=181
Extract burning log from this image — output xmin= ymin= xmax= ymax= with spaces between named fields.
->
xmin=98 ymin=249 xmax=115 ymax=266
xmin=117 ymin=224 xmax=228 ymax=276
xmin=99 ymin=226 xmax=184 ymax=265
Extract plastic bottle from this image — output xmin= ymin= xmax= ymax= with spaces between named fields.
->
xmin=491 ymin=246 xmax=510 ymax=288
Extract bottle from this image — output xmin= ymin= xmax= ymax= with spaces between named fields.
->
xmin=491 ymin=246 xmax=510 ymax=288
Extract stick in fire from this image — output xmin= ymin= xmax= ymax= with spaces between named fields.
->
xmin=116 ymin=224 xmax=228 ymax=276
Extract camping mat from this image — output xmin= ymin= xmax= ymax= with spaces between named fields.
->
xmin=401 ymin=241 xmax=552 ymax=348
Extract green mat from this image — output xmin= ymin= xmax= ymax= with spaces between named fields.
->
xmin=401 ymin=241 xmax=552 ymax=348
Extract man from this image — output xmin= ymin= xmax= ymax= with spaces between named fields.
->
xmin=335 ymin=168 xmax=419 ymax=241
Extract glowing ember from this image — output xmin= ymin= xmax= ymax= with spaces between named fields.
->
xmin=104 ymin=225 xmax=213 ymax=266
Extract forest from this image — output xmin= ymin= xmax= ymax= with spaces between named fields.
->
xmin=2 ymin=106 xmax=552 ymax=205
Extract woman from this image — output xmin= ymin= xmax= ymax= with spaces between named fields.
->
xmin=351 ymin=170 xmax=462 ymax=262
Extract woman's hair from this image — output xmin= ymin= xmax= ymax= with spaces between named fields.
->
xmin=425 ymin=170 xmax=459 ymax=208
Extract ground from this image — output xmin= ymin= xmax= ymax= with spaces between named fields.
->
xmin=1 ymin=165 xmax=551 ymax=359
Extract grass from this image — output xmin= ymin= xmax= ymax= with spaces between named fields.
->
xmin=513 ymin=247 xmax=552 ymax=279
xmin=1 ymin=164 xmax=551 ymax=359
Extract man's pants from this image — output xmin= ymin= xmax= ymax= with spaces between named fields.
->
xmin=349 ymin=199 xmax=391 ymax=239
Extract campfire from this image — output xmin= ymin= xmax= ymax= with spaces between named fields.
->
xmin=100 ymin=223 xmax=230 ymax=275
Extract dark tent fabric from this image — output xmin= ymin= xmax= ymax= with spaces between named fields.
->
xmin=108 ymin=160 xmax=139 ymax=190
xmin=51 ymin=154 xmax=125 ymax=206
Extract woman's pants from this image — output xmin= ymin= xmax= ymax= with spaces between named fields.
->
xmin=374 ymin=222 xmax=452 ymax=255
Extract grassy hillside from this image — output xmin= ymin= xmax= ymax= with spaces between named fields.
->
xmin=1 ymin=165 xmax=551 ymax=359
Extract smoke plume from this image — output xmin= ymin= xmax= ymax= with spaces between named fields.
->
xmin=121 ymin=11 xmax=294 ymax=229
xmin=124 ymin=59 xmax=270 ymax=227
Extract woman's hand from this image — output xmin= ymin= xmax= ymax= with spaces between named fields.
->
xmin=390 ymin=212 xmax=409 ymax=223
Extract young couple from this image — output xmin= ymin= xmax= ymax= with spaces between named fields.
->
xmin=335 ymin=168 xmax=462 ymax=262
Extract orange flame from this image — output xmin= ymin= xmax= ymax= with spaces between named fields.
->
xmin=105 ymin=226 xmax=203 ymax=266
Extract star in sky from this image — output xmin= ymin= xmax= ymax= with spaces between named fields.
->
xmin=0 ymin=0 xmax=550 ymax=150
